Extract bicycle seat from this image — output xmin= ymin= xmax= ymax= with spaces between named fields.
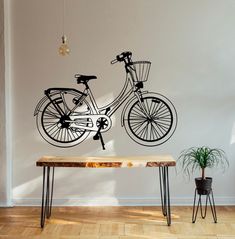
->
xmin=75 ymin=74 xmax=97 ymax=84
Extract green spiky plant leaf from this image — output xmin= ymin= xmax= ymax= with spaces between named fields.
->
xmin=178 ymin=147 xmax=229 ymax=179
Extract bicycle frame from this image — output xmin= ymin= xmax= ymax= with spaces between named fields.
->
xmin=71 ymin=73 xmax=142 ymax=117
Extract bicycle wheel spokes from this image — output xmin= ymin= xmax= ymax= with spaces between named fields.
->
xmin=44 ymin=104 xmax=61 ymax=119
xmin=131 ymin=103 xmax=148 ymax=118
xmin=128 ymin=97 xmax=173 ymax=142
xmin=42 ymin=101 xmax=86 ymax=144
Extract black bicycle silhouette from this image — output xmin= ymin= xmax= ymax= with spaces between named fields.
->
xmin=34 ymin=51 xmax=177 ymax=149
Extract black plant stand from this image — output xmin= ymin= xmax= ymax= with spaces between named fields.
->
xmin=192 ymin=188 xmax=217 ymax=223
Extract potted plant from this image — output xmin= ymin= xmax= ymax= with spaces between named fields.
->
xmin=178 ymin=146 xmax=229 ymax=195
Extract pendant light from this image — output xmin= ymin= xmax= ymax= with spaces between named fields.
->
xmin=58 ymin=0 xmax=70 ymax=56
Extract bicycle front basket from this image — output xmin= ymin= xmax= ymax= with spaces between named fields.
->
xmin=128 ymin=61 xmax=151 ymax=82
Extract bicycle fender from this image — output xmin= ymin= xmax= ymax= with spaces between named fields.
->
xmin=34 ymin=95 xmax=49 ymax=116
xmin=120 ymin=91 xmax=149 ymax=127
xmin=34 ymin=88 xmax=86 ymax=116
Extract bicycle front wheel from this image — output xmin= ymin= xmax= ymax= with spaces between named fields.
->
xmin=123 ymin=93 xmax=177 ymax=146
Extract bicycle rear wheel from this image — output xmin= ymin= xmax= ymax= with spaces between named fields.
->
xmin=36 ymin=93 xmax=91 ymax=148
xmin=123 ymin=93 xmax=177 ymax=146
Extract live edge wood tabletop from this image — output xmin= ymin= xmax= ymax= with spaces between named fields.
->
xmin=36 ymin=155 xmax=176 ymax=168
xmin=36 ymin=155 xmax=176 ymax=228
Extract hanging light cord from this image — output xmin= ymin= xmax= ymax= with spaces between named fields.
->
xmin=62 ymin=0 xmax=65 ymax=36
xmin=58 ymin=0 xmax=70 ymax=56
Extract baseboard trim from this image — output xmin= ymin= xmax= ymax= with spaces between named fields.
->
xmin=0 ymin=202 xmax=14 ymax=207
xmin=13 ymin=196 xmax=235 ymax=207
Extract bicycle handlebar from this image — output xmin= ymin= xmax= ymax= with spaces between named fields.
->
xmin=111 ymin=51 xmax=132 ymax=64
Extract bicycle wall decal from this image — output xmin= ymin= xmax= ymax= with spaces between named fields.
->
xmin=34 ymin=51 xmax=178 ymax=150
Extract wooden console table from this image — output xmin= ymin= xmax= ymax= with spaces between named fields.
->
xmin=36 ymin=155 xmax=176 ymax=228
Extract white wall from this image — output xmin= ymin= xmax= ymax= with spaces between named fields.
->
xmin=0 ymin=0 xmax=7 ymax=206
xmin=0 ymin=0 xmax=12 ymax=207
xmin=9 ymin=0 xmax=235 ymax=205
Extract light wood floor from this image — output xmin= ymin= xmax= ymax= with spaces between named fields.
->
xmin=0 ymin=206 xmax=234 ymax=239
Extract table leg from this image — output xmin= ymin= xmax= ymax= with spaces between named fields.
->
xmin=40 ymin=166 xmax=55 ymax=228
xmin=45 ymin=166 xmax=50 ymax=219
xmin=48 ymin=167 xmax=55 ymax=218
xmin=40 ymin=166 xmax=47 ymax=228
xmin=159 ymin=167 xmax=166 ymax=216
xmin=159 ymin=166 xmax=171 ymax=226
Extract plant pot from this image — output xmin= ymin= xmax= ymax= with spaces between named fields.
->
xmin=195 ymin=177 xmax=212 ymax=195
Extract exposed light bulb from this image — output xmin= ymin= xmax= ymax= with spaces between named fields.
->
xmin=58 ymin=35 xmax=70 ymax=56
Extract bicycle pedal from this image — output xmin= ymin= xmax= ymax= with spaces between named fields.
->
xmin=93 ymin=135 xmax=99 ymax=140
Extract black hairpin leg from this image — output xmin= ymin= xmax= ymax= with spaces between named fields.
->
xmin=159 ymin=167 xmax=166 ymax=216
xmin=210 ymin=190 xmax=217 ymax=223
xmin=192 ymin=188 xmax=200 ymax=223
xmin=40 ymin=166 xmax=55 ymax=228
xmin=159 ymin=166 xmax=171 ymax=226
xmin=48 ymin=167 xmax=55 ymax=218
xmin=40 ymin=166 xmax=46 ymax=228
xmin=192 ymin=189 xmax=217 ymax=223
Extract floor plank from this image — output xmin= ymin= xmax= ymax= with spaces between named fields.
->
xmin=0 ymin=206 xmax=234 ymax=238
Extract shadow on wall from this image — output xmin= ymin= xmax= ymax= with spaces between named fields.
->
xmin=13 ymin=90 xmax=166 ymax=205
